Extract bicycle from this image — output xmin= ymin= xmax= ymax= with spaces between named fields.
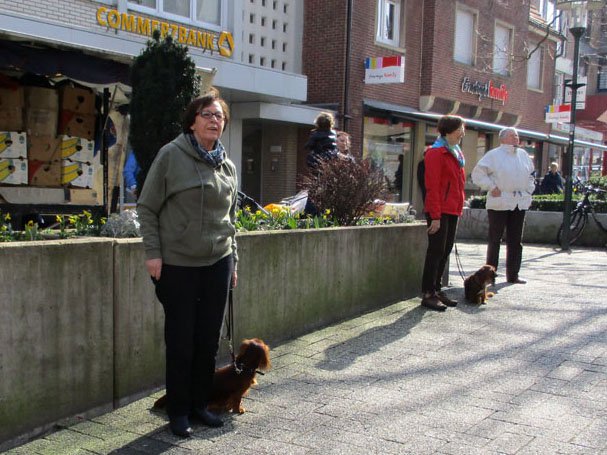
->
xmin=557 ymin=183 xmax=607 ymax=247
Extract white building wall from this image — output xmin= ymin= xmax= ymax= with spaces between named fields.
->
xmin=240 ymin=0 xmax=302 ymax=73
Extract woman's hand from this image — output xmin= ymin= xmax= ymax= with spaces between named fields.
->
xmin=146 ymin=258 xmax=162 ymax=280
xmin=428 ymin=219 xmax=440 ymax=235
xmin=231 ymin=270 xmax=238 ymax=289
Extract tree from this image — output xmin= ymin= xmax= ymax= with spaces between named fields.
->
xmin=129 ymin=30 xmax=200 ymax=193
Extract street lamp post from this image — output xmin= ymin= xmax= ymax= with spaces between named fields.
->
xmin=555 ymin=0 xmax=604 ymax=250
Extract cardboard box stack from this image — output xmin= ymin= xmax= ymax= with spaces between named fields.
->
xmin=0 ymin=85 xmax=24 ymax=131
xmin=0 ymin=84 xmax=28 ymax=185
xmin=0 ymin=81 xmax=99 ymax=189
xmin=26 ymin=86 xmax=61 ymax=187
xmin=58 ymin=85 xmax=96 ymax=188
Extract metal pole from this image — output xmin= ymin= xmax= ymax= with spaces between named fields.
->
xmin=561 ymin=26 xmax=585 ymax=250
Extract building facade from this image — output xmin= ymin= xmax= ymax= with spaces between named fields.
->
xmin=302 ymin=0 xmax=604 ymax=213
xmin=0 ymin=0 xmax=324 ymax=218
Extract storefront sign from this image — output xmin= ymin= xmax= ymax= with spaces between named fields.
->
xmin=364 ymin=56 xmax=405 ymax=84
xmin=96 ymin=7 xmax=234 ymax=58
xmin=564 ymin=76 xmax=587 ymax=110
xmin=545 ymin=104 xmax=571 ymax=123
xmin=461 ymin=77 xmax=509 ymax=105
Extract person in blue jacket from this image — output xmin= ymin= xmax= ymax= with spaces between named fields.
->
xmin=123 ymin=151 xmax=140 ymax=200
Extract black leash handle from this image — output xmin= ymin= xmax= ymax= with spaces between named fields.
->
xmin=225 ymin=288 xmax=236 ymax=364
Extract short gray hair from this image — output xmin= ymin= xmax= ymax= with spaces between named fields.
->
xmin=499 ymin=127 xmax=518 ymax=139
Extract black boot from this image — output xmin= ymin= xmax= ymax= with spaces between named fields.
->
xmin=169 ymin=415 xmax=193 ymax=438
xmin=192 ymin=407 xmax=224 ymax=427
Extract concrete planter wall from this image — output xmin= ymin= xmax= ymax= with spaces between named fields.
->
xmin=457 ymin=208 xmax=607 ymax=247
xmin=0 ymin=223 xmax=426 ymax=449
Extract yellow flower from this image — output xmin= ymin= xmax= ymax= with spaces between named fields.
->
xmin=4 ymin=213 xmax=10 ymax=221
xmin=255 ymin=210 xmax=261 ymax=216
xmin=56 ymin=215 xmax=62 ymax=223
xmin=27 ymin=220 xmax=34 ymax=227
xmin=325 ymin=209 xmax=331 ymax=215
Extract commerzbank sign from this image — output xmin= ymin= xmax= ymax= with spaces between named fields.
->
xmin=96 ymin=7 xmax=234 ymax=58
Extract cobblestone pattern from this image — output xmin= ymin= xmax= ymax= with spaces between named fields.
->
xmin=5 ymin=242 xmax=607 ymax=454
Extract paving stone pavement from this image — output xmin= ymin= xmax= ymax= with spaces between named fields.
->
xmin=4 ymin=241 xmax=607 ymax=455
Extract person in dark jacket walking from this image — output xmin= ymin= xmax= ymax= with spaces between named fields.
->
xmin=540 ymin=162 xmax=564 ymax=194
xmin=137 ymin=90 xmax=238 ymax=438
xmin=305 ymin=112 xmax=338 ymax=171
xmin=420 ymin=115 xmax=466 ymax=312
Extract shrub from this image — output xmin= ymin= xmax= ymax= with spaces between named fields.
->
xmin=468 ymin=193 xmax=607 ymax=213
xmin=301 ymin=157 xmax=388 ymax=226
xmin=588 ymin=175 xmax=607 ymax=192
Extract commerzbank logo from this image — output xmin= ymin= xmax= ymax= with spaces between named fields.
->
xmin=96 ymin=7 xmax=234 ymax=58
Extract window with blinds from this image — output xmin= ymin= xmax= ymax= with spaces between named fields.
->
xmin=454 ymin=8 xmax=476 ymax=66
xmin=527 ymin=45 xmax=543 ymax=90
xmin=493 ymin=23 xmax=512 ymax=76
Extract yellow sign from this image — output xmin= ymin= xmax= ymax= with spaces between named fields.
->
xmin=96 ymin=7 xmax=234 ymax=58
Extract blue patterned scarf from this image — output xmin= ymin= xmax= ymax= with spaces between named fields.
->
xmin=187 ymin=133 xmax=226 ymax=169
xmin=432 ymin=136 xmax=465 ymax=168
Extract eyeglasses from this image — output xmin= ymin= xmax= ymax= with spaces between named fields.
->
xmin=198 ymin=111 xmax=225 ymax=121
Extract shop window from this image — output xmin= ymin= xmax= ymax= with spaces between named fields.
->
xmin=454 ymin=7 xmax=476 ymax=65
xmin=376 ymin=0 xmax=402 ymax=48
xmin=598 ymin=65 xmax=607 ymax=92
xmin=527 ymin=44 xmax=543 ymax=90
xmin=128 ymin=0 xmax=224 ymax=27
xmin=493 ymin=22 xmax=513 ymax=76
xmin=363 ymin=116 xmax=414 ymax=202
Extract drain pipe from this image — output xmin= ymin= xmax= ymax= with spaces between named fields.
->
xmin=342 ymin=0 xmax=353 ymax=131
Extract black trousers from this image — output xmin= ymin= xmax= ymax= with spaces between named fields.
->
xmin=421 ymin=213 xmax=459 ymax=294
xmin=154 ymin=255 xmax=233 ymax=418
xmin=486 ymin=208 xmax=526 ymax=281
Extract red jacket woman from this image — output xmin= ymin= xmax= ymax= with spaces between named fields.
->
xmin=420 ymin=115 xmax=466 ymax=312
xmin=424 ymin=145 xmax=466 ymax=220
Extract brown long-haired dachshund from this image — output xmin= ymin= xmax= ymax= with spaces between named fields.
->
xmin=154 ymin=338 xmax=271 ymax=414
xmin=464 ymin=265 xmax=497 ymax=304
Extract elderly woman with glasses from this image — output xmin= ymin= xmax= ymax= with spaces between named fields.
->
xmin=137 ymin=90 xmax=238 ymax=437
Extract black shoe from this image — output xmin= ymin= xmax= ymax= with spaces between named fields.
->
xmin=421 ymin=294 xmax=447 ymax=312
xmin=436 ymin=291 xmax=458 ymax=307
xmin=192 ymin=407 xmax=224 ymax=427
xmin=169 ymin=416 xmax=192 ymax=438
xmin=507 ymin=277 xmax=527 ymax=284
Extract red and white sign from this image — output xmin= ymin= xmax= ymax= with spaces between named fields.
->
xmin=545 ymin=104 xmax=571 ymax=123
xmin=364 ymin=56 xmax=405 ymax=84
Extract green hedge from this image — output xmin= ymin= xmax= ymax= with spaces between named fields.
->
xmin=469 ymin=193 xmax=607 ymax=213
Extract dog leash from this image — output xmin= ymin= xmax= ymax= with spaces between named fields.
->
xmin=224 ymin=288 xmax=238 ymax=367
xmin=224 ymin=288 xmax=265 ymax=376
xmin=453 ymin=243 xmax=468 ymax=282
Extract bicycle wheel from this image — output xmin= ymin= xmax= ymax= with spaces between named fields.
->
xmin=557 ymin=210 xmax=587 ymax=246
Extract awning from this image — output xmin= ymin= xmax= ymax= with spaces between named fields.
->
xmin=364 ymin=99 xmax=607 ymax=151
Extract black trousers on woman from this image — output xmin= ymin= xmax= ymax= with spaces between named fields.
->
xmin=421 ymin=213 xmax=459 ymax=294
xmin=154 ymin=255 xmax=233 ymax=418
